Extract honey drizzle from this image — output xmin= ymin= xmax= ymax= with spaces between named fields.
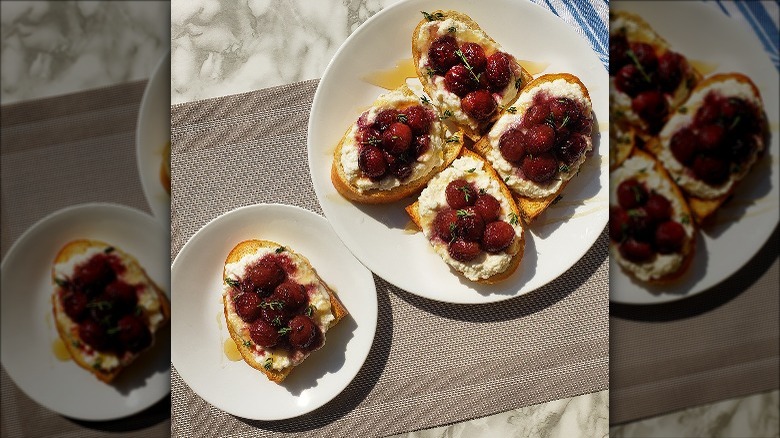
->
xmin=689 ymin=59 xmax=718 ymax=76
xmin=223 ymin=339 xmax=242 ymax=362
xmin=517 ymin=60 xmax=550 ymax=76
xmin=52 ymin=338 xmax=71 ymax=361
xmin=363 ymin=58 xmax=417 ymax=90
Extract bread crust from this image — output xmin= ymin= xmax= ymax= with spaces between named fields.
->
xmin=645 ymin=73 xmax=768 ymax=224
xmin=331 ymin=85 xmax=464 ymax=203
xmin=472 ymin=73 xmax=593 ymax=224
xmin=406 ymin=148 xmax=524 ymax=284
xmin=611 ymin=149 xmax=697 ymax=283
xmin=51 ymin=239 xmax=170 ymax=383
xmin=222 ymin=240 xmax=348 ymax=383
xmin=412 ymin=10 xmax=533 ymax=141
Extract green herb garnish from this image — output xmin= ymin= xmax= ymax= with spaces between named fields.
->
xmin=509 ymin=213 xmax=519 ymax=225
xmin=421 ymin=11 xmax=444 ymax=21
xmin=263 ymin=357 xmax=273 ymax=370
xmin=104 ymin=246 xmax=115 ymax=254
xmin=278 ymin=327 xmax=292 ymax=335
xmin=275 ymin=246 xmax=286 ymax=253
xmin=225 ymin=277 xmax=240 ymax=288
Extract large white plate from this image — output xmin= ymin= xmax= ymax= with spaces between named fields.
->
xmin=136 ymin=51 xmax=171 ymax=225
xmin=0 ymin=204 xmax=170 ymax=421
xmin=308 ymin=0 xmax=609 ymax=303
xmin=609 ymin=2 xmax=780 ymax=305
xmin=170 ymin=204 xmax=378 ymax=420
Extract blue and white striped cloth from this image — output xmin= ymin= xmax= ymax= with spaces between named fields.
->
xmin=531 ymin=0 xmax=779 ymax=72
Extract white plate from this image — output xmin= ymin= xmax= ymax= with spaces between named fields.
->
xmin=308 ymin=0 xmax=609 ymax=303
xmin=0 ymin=204 xmax=170 ymax=421
xmin=170 ymin=204 xmax=377 ymax=420
xmin=609 ymin=2 xmax=780 ymax=305
xmin=136 ymin=51 xmax=171 ymax=225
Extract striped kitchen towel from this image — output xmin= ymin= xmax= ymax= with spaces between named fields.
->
xmin=710 ymin=0 xmax=779 ymax=70
xmin=532 ymin=0 xmax=610 ymax=69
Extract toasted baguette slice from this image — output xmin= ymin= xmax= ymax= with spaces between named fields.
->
xmin=609 ymin=10 xmax=701 ymax=140
xmin=222 ymin=240 xmax=348 ymax=383
xmin=331 ymin=85 xmax=464 ymax=204
xmin=473 ymin=73 xmax=593 ymax=224
xmin=412 ymin=10 xmax=533 ymax=141
xmin=610 ymin=116 xmax=636 ymax=171
xmin=646 ymin=73 xmax=769 ymax=224
xmin=610 ymin=149 xmax=696 ymax=283
xmin=51 ymin=240 xmax=170 ymax=383
xmin=406 ymin=148 xmax=524 ymax=284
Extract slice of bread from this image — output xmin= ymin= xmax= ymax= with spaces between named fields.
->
xmin=646 ymin=73 xmax=769 ymax=224
xmin=51 ymin=239 xmax=170 ymax=383
xmin=472 ymin=73 xmax=594 ymax=224
xmin=610 ymin=149 xmax=696 ymax=283
xmin=331 ymin=84 xmax=464 ymax=204
xmin=609 ymin=10 xmax=701 ymax=141
xmin=412 ymin=10 xmax=533 ymax=141
xmin=222 ymin=240 xmax=347 ymax=383
xmin=406 ymin=148 xmax=524 ymax=284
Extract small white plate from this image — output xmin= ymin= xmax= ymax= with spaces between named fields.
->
xmin=136 ymin=51 xmax=171 ymax=225
xmin=308 ymin=0 xmax=609 ymax=303
xmin=0 ymin=203 xmax=170 ymax=421
xmin=170 ymin=204 xmax=377 ymax=420
xmin=609 ymin=2 xmax=779 ymax=305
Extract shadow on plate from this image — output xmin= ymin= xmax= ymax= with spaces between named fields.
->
xmin=67 ymin=394 xmax=170 ymax=432
xmin=112 ymin=324 xmax=171 ymax=396
xmin=237 ymin=275 xmax=392 ymax=432
xmin=393 ymin=230 xmax=608 ymax=323
xmin=280 ymin=314 xmax=358 ymax=397
xmin=611 ymin=224 xmax=778 ymax=322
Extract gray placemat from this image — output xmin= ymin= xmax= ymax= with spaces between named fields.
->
xmin=1 ymin=81 xmax=170 ymax=437
xmin=610 ymin=226 xmax=779 ymax=425
xmin=170 ymin=79 xmax=609 ymax=437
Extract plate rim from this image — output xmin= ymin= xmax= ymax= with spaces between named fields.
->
xmin=307 ymin=0 xmax=609 ymax=304
xmin=170 ymin=202 xmax=378 ymax=420
xmin=0 ymin=202 xmax=170 ymax=421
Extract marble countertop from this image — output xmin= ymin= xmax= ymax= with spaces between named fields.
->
xmin=1 ymin=1 xmax=777 ymax=437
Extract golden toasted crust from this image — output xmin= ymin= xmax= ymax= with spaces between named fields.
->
xmin=610 ymin=120 xmax=636 ymax=171
xmin=473 ymin=73 xmax=592 ymax=224
xmin=412 ymin=10 xmax=533 ymax=141
xmin=222 ymin=239 xmax=348 ymax=383
xmin=613 ymin=149 xmax=697 ymax=283
xmin=406 ymin=148 xmax=524 ymax=284
xmin=645 ymin=73 xmax=767 ymax=224
xmin=51 ymin=239 xmax=170 ymax=383
xmin=331 ymin=85 xmax=464 ymax=203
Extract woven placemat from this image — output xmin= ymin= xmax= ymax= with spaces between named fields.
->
xmin=610 ymin=225 xmax=779 ymax=425
xmin=0 ymin=81 xmax=170 ymax=437
xmin=170 ymin=79 xmax=609 ymax=437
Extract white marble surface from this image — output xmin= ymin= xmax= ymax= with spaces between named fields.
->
xmin=611 ymin=389 xmax=779 ymax=438
xmin=0 ymin=1 xmax=169 ymax=104
xmin=391 ymin=391 xmax=609 ymax=438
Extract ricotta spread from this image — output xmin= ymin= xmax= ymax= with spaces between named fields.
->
xmin=417 ymin=155 xmax=522 ymax=281
xmin=340 ymin=88 xmax=445 ymax=192
xmin=416 ymin=17 xmax=520 ymax=132
xmin=484 ymin=79 xmax=593 ymax=198
xmin=657 ymin=79 xmax=764 ymax=199
xmin=610 ymin=154 xmax=695 ymax=281
xmin=223 ymin=247 xmax=335 ymax=370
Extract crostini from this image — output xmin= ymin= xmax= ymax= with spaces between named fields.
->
xmin=609 ymin=149 xmax=696 ymax=283
xmin=331 ymin=84 xmax=463 ymax=203
xmin=51 ymin=240 xmax=170 ymax=383
xmin=609 ymin=10 xmax=701 ymax=139
xmin=412 ymin=10 xmax=533 ymax=141
xmin=222 ymin=240 xmax=348 ymax=383
xmin=473 ymin=73 xmax=594 ymax=223
xmin=406 ymin=149 xmax=524 ymax=283
xmin=646 ymin=73 xmax=769 ymax=223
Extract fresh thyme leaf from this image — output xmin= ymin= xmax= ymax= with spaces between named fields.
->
xmin=243 ymin=340 xmax=251 ymax=347
xmin=425 ymin=67 xmax=436 ymax=77
xmin=71 ymin=340 xmax=80 ymax=348
xmin=506 ymin=106 xmax=517 ymax=114
xmin=107 ymin=326 xmax=121 ymax=335
xmin=263 ymin=357 xmax=273 ymax=370
xmin=456 ymin=209 xmax=472 ymax=217
xmin=273 ymin=316 xmax=281 ymax=326
xmin=457 ymin=185 xmax=472 ymax=202
xmin=421 ymin=95 xmax=432 ymax=105
xmin=559 ymin=115 xmax=570 ymax=130
xmin=559 ymin=164 xmax=570 ymax=173
xmin=551 ymin=195 xmax=563 ymax=205
xmin=86 ymin=300 xmax=112 ymax=311
xmin=135 ymin=306 xmax=143 ymax=316
xmin=679 ymin=107 xmax=688 ymax=114
xmin=278 ymin=327 xmax=292 ymax=335
xmin=479 ymin=188 xmax=486 ymax=195
xmin=439 ymin=109 xmax=453 ymax=120
xmin=626 ymin=50 xmax=652 ymax=83
xmin=515 ymin=78 xmax=522 ymax=89
xmin=729 ymin=116 xmax=741 ymax=130
xmin=631 ymin=185 xmax=644 ymax=203
xmin=92 ymin=358 xmax=102 ymax=370
xmin=627 ymin=209 xmax=644 ymax=217
xmin=225 ymin=277 xmax=240 ymax=288
xmin=509 ymin=213 xmax=519 ymax=225
xmin=104 ymin=246 xmax=115 ymax=254
xmin=447 ymin=26 xmax=456 ymax=33
xmin=305 ymin=305 xmax=314 ymax=317
xmin=397 ymin=113 xmax=408 ymax=123
xmin=421 ymin=11 xmax=444 ymax=21
xmin=275 ymin=246 xmax=286 ymax=253
xmin=681 ymin=215 xmax=691 ymax=225
xmin=367 ymin=137 xmax=382 ymax=146
xmin=454 ymin=49 xmax=480 ymax=83
xmin=54 ymin=278 xmax=68 ymax=288
xmin=504 ymin=176 xmax=510 ymax=182
xmin=545 ymin=112 xmax=556 ymax=128
xmin=467 ymin=167 xmax=476 ymax=173
xmin=445 ymin=133 xmax=459 ymax=143
xmin=260 ymin=300 xmax=284 ymax=310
